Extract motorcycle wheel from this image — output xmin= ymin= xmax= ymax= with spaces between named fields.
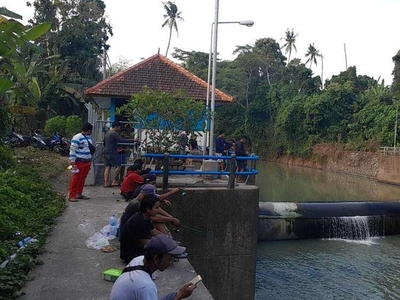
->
xmin=59 ymin=146 xmax=70 ymax=156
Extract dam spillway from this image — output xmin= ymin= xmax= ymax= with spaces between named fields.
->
xmin=258 ymin=202 xmax=400 ymax=241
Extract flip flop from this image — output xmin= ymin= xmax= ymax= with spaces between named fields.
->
xmin=77 ymin=195 xmax=90 ymax=199
xmin=68 ymin=198 xmax=78 ymax=202
xmin=103 ymin=185 xmax=112 ymax=188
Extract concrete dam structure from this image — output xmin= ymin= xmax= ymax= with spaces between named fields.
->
xmin=258 ymin=202 xmax=400 ymax=241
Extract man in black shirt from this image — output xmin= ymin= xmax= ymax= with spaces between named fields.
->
xmin=235 ymin=136 xmax=248 ymax=183
xmin=120 ymin=195 xmax=161 ymax=264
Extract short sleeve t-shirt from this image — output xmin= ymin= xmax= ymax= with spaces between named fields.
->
xmin=121 ymin=172 xmax=144 ymax=194
xmin=120 ymin=212 xmax=154 ymax=263
xmin=109 ymin=256 xmax=158 ymax=300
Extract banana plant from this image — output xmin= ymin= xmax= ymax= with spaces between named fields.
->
xmin=0 ymin=7 xmax=51 ymax=95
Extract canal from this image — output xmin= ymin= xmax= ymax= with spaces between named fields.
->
xmin=255 ymin=162 xmax=400 ymax=299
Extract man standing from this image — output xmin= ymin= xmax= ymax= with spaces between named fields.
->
xmin=103 ymin=121 xmax=134 ymax=187
xmin=68 ymin=123 xmax=93 ymax=202
xmin=178 ymin=131 xmax=188 ymax=155
xmin=110 ymin=234 xmax=197 ymax=300
xmin=215 ymin=131 xmax=229 ymax=171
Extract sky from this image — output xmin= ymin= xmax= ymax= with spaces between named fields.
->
xmin=5 ymin=0 xmax=400 ymax=84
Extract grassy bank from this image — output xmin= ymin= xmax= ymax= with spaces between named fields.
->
xmin=0 ymin=147 xmax=67 ymax=300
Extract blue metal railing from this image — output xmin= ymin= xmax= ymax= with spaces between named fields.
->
xmin=143 ymin=153 xmax=259 ymax=189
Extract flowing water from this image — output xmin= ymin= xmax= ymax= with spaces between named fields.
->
xmin=255 ymin=162 xmax=400 ymax=299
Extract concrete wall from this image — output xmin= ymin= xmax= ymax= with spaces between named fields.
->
xmin=169 ymin=186 xmax=259 ymax=300
xmin=377 ymin=155 xmax=400 ymax=185
xmin=276 ymin=145 xmax=400 ymax=186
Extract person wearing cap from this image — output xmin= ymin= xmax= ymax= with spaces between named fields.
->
xmin=119 ymin=175 xmax=181 ymax=236
xmin=103 ymin=121 xmax=135 ymax=187
xmin=110 ymin=234 xmax=196 ymax=300
xmin=120 ymin=195 xmax=162 ymax=264
xmin=120 ymin=164 xmax=145 ymax=201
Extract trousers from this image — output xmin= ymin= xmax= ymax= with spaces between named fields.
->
xmin=69 ymin=161 xmax=91 ymax=199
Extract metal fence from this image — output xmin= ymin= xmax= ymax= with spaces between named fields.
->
xmin=380 ymin=147 xmax=400 ymax=155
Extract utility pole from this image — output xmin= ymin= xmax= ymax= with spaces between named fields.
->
xmin=344 ymin=43 xmax=348 ymax=70
xmin=103 ymin=48 xmax=107 ymax=80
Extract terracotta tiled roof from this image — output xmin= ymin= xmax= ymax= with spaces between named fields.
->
xmin=85 ymin=54 xmax=233 ymax=103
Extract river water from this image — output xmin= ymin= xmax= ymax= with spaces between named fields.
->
xmin=255 ymin=162 xmax=400 ymax=299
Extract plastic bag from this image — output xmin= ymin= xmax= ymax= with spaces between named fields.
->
xmin=100 ymin=225 xmax=118 ymax=240
xmin=85 ymin=232 xmax=110 ymax=250
xmin=78 ymin=222 xmax=96 ymax=237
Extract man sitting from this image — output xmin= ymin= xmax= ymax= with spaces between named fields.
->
xmin=120 ymin=164 xmax=144 ymax=201
xmin=120 ymin=174 xmax=181 ymax=236
xmin=110 ymin=234 xmax=197 ymax=300
xmin=119 ymin=195 xmax=162 ymax=264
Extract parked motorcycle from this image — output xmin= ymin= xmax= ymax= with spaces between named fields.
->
xmin=4 ymin=132 xmax=32 ymax=147
xmin=51 ymin=132 xmax=70 ymax=156
xmin=30 ymin=131 xmax=52 ymax=149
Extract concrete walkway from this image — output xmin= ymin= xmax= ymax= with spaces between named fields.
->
xmin=20 ymin=182 xmax=213 ymax=300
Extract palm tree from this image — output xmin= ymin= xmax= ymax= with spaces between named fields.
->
xmin=161 ymin=1 xmax=184 ymax=57
xmin=305 ymin=43 xmax=321 ymax=69
xmin=281 ymin=28 xmax=298 ymax=62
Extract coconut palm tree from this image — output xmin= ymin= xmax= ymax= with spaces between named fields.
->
xmin=161 ymin=1 xmax=184 ymax=57
xmin=281 ymin=28 xmax=298 ymax=62
xmin=305 ymin=43 xmax=321 ymax=69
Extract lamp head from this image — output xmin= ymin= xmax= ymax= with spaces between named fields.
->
xmin=239 ymin=20 xmax=254 ymax=27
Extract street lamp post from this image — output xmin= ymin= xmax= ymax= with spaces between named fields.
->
xmin=203 ymin=18 xmax=254 ymax=155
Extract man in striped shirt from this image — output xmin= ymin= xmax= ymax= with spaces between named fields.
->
xmin=68 ymin=123 xmax=93 ymax=202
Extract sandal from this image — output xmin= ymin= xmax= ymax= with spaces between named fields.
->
xmin=103 ymin=185 xmax=112 ymax=188
xmin=68 ymin=198 xmax=78 ymax=202
xmin=77 ymin=195 xmax=90 ymax=199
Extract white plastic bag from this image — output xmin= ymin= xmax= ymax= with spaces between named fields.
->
xmin=100 ymin=225 xmax=117 ymax=240
xmin=85 ymin=232 xmax=110 ymax=250
xmin=78 ymin=222 xmax=96 ymax=237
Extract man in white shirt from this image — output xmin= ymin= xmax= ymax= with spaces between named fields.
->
xmin=110 ymin=234 xmax=196 ymax=300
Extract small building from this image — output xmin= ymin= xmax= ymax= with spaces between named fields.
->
xmin=84 ymin=53 xmax=233 ymax=144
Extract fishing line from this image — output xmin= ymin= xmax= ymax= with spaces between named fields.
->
xmin=175 ymin=222 xmax=256 ymax=255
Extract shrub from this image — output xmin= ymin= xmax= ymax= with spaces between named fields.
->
xmin=0 ymin=151 xmax=65 ymax=299
xmin=65 ymin=116 xmax=83 ymax=138
xmin=44 ymin=116 xmax=67 ymax=136
xmin=0 ymin=147 xmax=15 ymax=171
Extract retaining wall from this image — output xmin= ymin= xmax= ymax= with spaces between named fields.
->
xmin=169 ymin=186 xmax=259 ymax=300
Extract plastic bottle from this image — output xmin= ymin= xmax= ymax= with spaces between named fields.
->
xmin=109 ymin=215 xmax=118 ymax=237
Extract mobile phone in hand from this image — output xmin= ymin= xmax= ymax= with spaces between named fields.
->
xmin=188 ymin=275 xmax=202 ymax=286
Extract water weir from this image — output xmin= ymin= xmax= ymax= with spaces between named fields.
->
xmin=258 ymin=202 xmax=400 ymax=241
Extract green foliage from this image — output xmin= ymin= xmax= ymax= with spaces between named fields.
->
xmin=44 ymin=116 xmax=67 ymax=135
xmin=118 ymin=87 xmax=205 ymax=152
xmin=65 ymin=115 xmax=83 ymax=137
xmin=28 ymin=0 xmax=112 ymax=81
xmin=0 ymin=151 xmax=65 ymax=299
xmin=44 ymin=115 xmax=82 ymax=137
xmin=0 ymin=147 xmax=16 ymax=171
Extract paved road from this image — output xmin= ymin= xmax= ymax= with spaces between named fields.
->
xmin=20 ymin=182 xmax=213 ymax=300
